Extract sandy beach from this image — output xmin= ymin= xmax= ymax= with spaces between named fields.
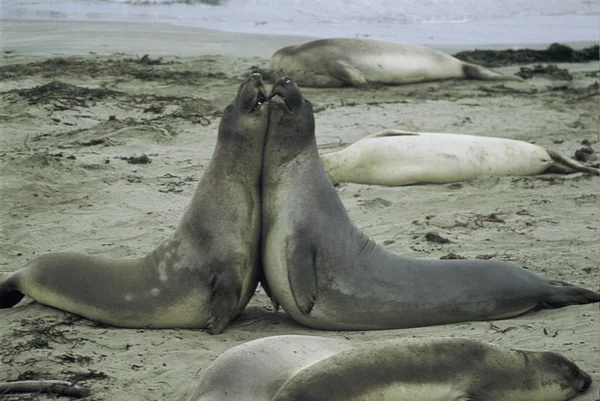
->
xmin=0 ymin=19 xmax=599 ymax=401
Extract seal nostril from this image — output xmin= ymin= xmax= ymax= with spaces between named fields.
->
xmin=580 ymin=377 xmax=591 ymax=393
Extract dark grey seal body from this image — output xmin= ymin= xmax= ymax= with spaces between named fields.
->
xmin=189 ymin=335 xmax=592 ymax=401
xmin=270 ymin=38 xmax=520 ymax=87
xmin=261 ymin=76 xmax=600 ymax=331
xmin=0 ymin=74 xmax=269 ymax=334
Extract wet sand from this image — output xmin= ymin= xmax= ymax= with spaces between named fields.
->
xmin=0 ymin=19 xmax=599 ymax=401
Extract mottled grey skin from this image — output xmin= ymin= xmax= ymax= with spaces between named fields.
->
xmin=187 ymin=335 xmax=591 ymax=401
xmin=270 ymin=38 xmax=520 ymax=87
xmin=261 ymin=76 xmax=600 ymax=331
xmin=188 ymin=335 xmax=353 ymax=401
xmin=0 ymin=74 xmax=269 ymax=334
xmin=270 ymin=336 xmax=592 ymax=401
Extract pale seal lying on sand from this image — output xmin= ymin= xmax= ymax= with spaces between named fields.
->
xmin=0 ymin=74 xmax=269 ymax=334
xmin=270 ymin=38 xmax=520 ymax=87
xmin=321 ymin=129 xmax=600 ymax=186
xmin=189 ymin=335 xmax=592 ymax=401
xmin=261 ymin=76 xmax=600 ymax=331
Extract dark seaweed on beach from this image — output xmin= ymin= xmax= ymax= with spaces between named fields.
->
xmin=515 ymin=64 xmax=573 ymax=80
xmin=8 ymin=81 xmax=122 ymax=107
xmin=454 ymin=43 xmax=600 ymax=67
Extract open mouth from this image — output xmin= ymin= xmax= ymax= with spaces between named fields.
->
xmin=250 ymin=88 xmax=268 ymax=113
xmin=268 ymin=86 xmax=291 ymax=111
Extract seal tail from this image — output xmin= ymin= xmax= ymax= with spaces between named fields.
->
xmin=0 ymin=273 xmax=25 ymax=308
xmin=545 ymin=150 xmax=600 ymax=175
xmin=544 ymin=280 xmax=600 ymax=307
xmin=462 ymin=63 xmax=523 ymax=81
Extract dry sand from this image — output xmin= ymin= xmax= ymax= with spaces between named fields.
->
xmin=0 ymin=20 xmax=599 ymax=401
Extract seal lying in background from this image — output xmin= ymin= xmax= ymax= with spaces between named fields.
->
xmin=0 ymin=74 xmax=269 ymax=334
xmin=270 ymin=38 xmax=520 ymax=87
xmin=321 ymin=129 xmax=600 ymax=186
xmin=262 ymin=76 xmax=600 ymax=331
xmin=189 ymin=335 xmax=592 ymax=401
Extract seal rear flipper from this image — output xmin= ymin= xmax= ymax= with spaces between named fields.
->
xmin=0 ymin=274 xmax=25 ymax=308
xmin=545 ymin=150 xmax=600 ymax=175
xmin=544 ymin=280 xmax=600 ymax=307
xmin=286 ymin=233 xmax=318 ymax=315
xmin=462 ymin=63 xmax=523 ymax=81
xmin=327 ymin=60 xmax=368 ymax=87
xmin=206 ymin=265 xmax=243 ymax=335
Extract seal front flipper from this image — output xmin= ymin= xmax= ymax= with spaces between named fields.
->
xmin=326 ymin=60 xmax=368 ymax=87
xmin=286 ymin=231 xmax=318 ymax=315
xmin=0 ymin=273 xmax=25 ymax=308
xmin=206 ymin=256 xmax=244 ymax=335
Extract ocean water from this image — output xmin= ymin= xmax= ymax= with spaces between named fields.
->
xmin=2 ymin=0 xmax=599 ymax=45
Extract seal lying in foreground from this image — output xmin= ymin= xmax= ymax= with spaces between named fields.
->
xmin=189 ymin=335 xmax=591 ymax=401
xmin=261 ymin=76 xmax=600 ymax=331
xmin=2 ymin=335 xmax=591 ymax=400
xmin=0 ymin=74 xmax=269 ymax=334
xmin=270 ymin=38 xmax=520 ymax=87
xmin=321 ymin=129 xmax=600 ymax=186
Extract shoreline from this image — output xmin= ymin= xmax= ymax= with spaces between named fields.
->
xmin=1 ymin=19 xmax=598 ymax=58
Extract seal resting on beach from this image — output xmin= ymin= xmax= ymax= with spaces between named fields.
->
xmin=270 ymin=38 xmax=520 ymax=87
xmin=321 ymin=129 xmax=600 ymax=186
xmin=261 ymin=76 xmax=600 ymax=331
xmin=188 ymin=335 xmax=592 ymax=401
xmin=0 ymin=74 xmax=269 ymax=334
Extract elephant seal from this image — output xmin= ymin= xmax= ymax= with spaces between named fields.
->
xmin=188 ymin=335 xmax=592 ymax=401
xmin=270 ymin=38 xmax=520 ymax=87
xmin=321 ymin=129 xmax=600 ymax=186
xmin=261 ymin=76 xmax=600 ymax=331
xmin=0 ymin=74 xmax=269 ymax=334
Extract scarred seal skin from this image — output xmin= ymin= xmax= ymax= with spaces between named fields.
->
xmin=0 ymin=74 xmax=269 ymax=335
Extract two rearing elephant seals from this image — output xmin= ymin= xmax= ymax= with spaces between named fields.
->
xmin=261 ymin=76 xmax=600 ymax=331
xmin=0 ymin=74 xmax=269 ymax=334
xmin=190 ymin=335 xmax=592 ymax=401
xmin=270 ymin=38 xmax=520 ymax=87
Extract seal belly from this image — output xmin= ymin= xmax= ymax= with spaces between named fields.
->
xmin=263 ymin=200 xmax=298 ymax=317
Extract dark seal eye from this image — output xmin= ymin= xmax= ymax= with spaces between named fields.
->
xmin=225 ymin=104 xmax=234 ymax=113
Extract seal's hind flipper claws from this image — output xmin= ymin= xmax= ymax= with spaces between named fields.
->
xmin=545 ymin=282 xmax=600 ymax=307
xmin=206 ymin=265 xmax=242 ymax=335
xmin=546 ymin=149 xmax=600 ymax=175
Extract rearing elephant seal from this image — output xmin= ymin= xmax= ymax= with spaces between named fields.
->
xmin=189 ymin=335 xmax=592 ymax=401
xmin=261 ymin=76 xmax=600 ymax=331
xmin=0 ymin=74 xmax=269 ymax=334
xmin=270 ymin=38 xmax=520 ymax=87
